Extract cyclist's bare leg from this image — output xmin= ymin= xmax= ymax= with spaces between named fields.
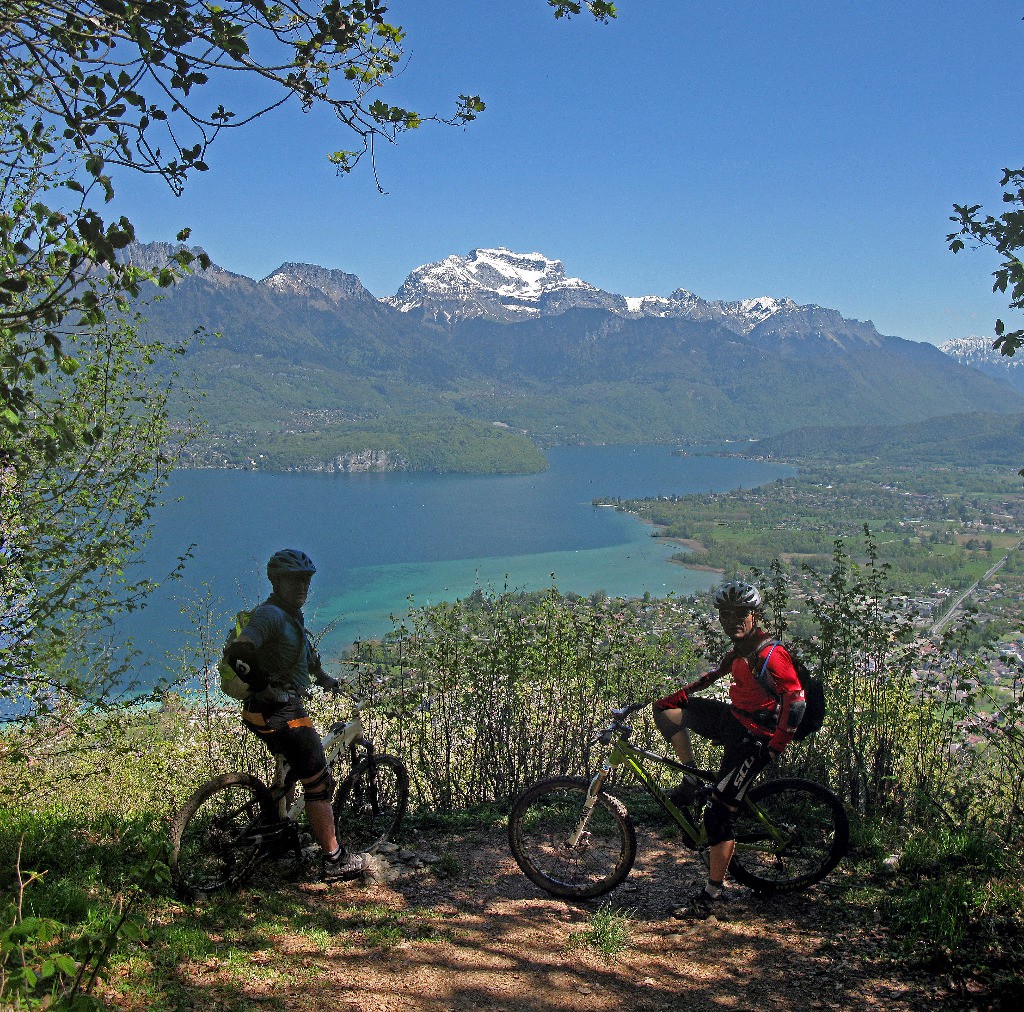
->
xmin=668 ymin=727 xmax=695 ymax=764
xmin=300 ymin=782 xmax=340 ymax=855
xmin=652 ymin=705 xmax=696 ymax=764
xmin=710 ymin=834 xmax=736 ymax=883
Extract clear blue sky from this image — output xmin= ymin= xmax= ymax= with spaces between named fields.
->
xmin=110 ymin=1 xmax=1023 ymax=346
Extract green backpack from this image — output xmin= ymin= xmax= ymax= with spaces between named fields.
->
xmin=218 ymin=610 xmax=255 ymax=700
xmin=217 ymin=607 xmax=309 ymax=700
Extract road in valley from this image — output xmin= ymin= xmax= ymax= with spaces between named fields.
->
xmin=930 ymin=539 xmax=1024 ymax=636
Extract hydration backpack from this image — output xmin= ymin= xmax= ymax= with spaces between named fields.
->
xmin=217 ymin=606 xmax=310 ymax=701
xmin=750 ymin=639 xmax=826 ymax=741
xmin=218 ymin=610 xmax=255 ymax=700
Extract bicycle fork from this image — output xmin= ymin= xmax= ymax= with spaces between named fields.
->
xmin=566 ymin=765 xmax=612 ymax=847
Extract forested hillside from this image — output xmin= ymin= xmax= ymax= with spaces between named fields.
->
xmin=135 ymin=258 xmax=1024 ymax=472
xmin=752 ymin=411 xmax=1024 ymax=468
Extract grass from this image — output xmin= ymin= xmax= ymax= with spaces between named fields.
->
xmin=158 ymin=924 xmax=215 ymax=961
xmin=875 ymin=825 xmax=1024 ymax=1006
xmin=565 ymin=905 xmax=633 ymax=958
xmin=301 ymin=925 xmax=333 ymax=952
xmin=433 ymin=853 xmax=463 ymax=878
xmin=362 ymin=923 xmax=405 ymax=948
xmin=404 ymin=800 xmax=507 ymax=833
xmin=105 ymin=890 xmax=422 ymax=1007
xmin=845 ymin=812 xmax=891 ymax=863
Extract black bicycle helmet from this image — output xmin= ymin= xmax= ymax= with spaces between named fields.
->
xmin=712 ymin=580 xmax=762 ymax=610
xmin=267 ymin=548 xmax=317 ymax=581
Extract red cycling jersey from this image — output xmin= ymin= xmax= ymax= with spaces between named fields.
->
xmin=656 ymin=630 xmax=805 ymax=751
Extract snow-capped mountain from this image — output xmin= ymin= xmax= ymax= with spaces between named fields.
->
xmin=621 ymin=290 xmax=800 ymax=332
xmin=384 ymin=248 xmax=627 ymax=324
xmin=124 ymin=240 xmax=883 ymax=348
xmin=940 ymin=336 xmax=1024 ymax=392
xmin=941 ymin=336 xmax=1001 ymax=365
xmin=386 ymin=247 xmax=882 ymax=346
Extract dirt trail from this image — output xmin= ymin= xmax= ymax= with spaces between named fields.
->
xmin=156 ymin=820 xmax=968 ymax=1012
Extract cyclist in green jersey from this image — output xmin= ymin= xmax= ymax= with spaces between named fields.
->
xmin=222 ymin=549 xmax=363 ymax=881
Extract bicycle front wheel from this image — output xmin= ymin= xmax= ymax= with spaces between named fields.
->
xmin=334 ymin=753 xmax=409 ymax=853
xmin=508 ymin=777 xmax=636 ymax=899
xmin=170 ymin=772 xmax=275 ymax=900
xmin=729 ymin=777 xmax=849 ymax=893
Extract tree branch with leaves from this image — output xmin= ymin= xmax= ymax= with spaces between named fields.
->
xmin=1 ymin=1 xmax=618 ymax=721
xmin=948 ymin=167 xmax=1024 ymax=356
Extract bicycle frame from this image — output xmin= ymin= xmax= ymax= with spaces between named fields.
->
xmin=578 ymin=709 xmax=796 ymax=860
xmin=575 ymin=733 xmax=707 ymax=851
xmin=268 ymin=701 xmax=373 ymax=822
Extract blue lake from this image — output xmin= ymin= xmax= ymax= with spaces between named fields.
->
xmin=125 ymin=444 xmax=791 ymax=667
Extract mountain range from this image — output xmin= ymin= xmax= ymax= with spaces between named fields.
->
xmin=382 ymin=247 xmax=884 ymax=349
xmin=939 ymin=336 xmax=1024 ymax=394
xmin=124 ymin=243 xmax=1024 ymax=473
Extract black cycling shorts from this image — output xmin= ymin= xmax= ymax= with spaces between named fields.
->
xmin=241 ymin=696 xmax=327 ymax=781
xmin=714 ymin=734 xmax=771 ymax=806
xmin=681 ymin=697 xmax=770 ymax=806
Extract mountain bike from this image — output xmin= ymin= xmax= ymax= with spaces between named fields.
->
xmin=170 ymin=696 xmax=409 ymax=900
xmin=508 ymin=700 xmax=849 ymax=899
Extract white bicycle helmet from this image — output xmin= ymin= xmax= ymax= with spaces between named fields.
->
xmin=712 ymin=580 xmax=762 ymax=610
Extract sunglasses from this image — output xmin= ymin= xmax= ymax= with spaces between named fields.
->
xmin=718 ymin=607 xmax=754 ymax=619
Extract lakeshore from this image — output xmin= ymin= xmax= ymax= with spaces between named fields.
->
xmin=631 ymin=513 xmax=723 ymax=574
xmin=119 ymin=445 xmax=793 ymax=671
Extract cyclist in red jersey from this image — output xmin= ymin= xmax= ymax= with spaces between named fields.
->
xmin=652 ymin=580 xmax=805 ymax=919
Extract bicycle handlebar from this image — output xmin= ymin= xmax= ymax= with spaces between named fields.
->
xmin=610 ymin=699 xmax=650 ymax=721
xmin=330 ymin=671 xmax=407 ymax=710
xmin=592 ymin=699 xmax=651 ymax=744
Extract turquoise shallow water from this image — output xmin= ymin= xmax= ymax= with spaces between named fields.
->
xmin=313 ymin=512 xmax=711 ymax=647
xmin=125 ymin=445 xmax=792 ymax=663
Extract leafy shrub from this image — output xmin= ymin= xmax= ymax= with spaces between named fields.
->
xmin=1 ymin=838 xmax=149 ymax=1011
xmin=342 ymin=587 xmax=700 ymax=809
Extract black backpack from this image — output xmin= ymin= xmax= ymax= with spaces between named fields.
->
xmin=749 ymin=639 xmax=826 ymax=741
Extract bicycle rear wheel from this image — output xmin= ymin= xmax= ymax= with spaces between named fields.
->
xmin=729 ymin=777 xmax=849 ymax=893
xmin=333 ymin=753 xmax=409 ymax=853
xmin=170 ymin=772 xmax=275 ymax=900
xmin=508 ymin=777 xmax=636 ymax=899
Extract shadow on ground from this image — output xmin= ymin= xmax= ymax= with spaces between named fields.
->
xmin=123 ymin=819 xmax=972 ymax=1012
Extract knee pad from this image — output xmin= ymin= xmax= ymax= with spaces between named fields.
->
xmin=302 ymin=766 xmax=336 ymax=803
xmin=704 ymin=797 xmax=737 ymax=847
